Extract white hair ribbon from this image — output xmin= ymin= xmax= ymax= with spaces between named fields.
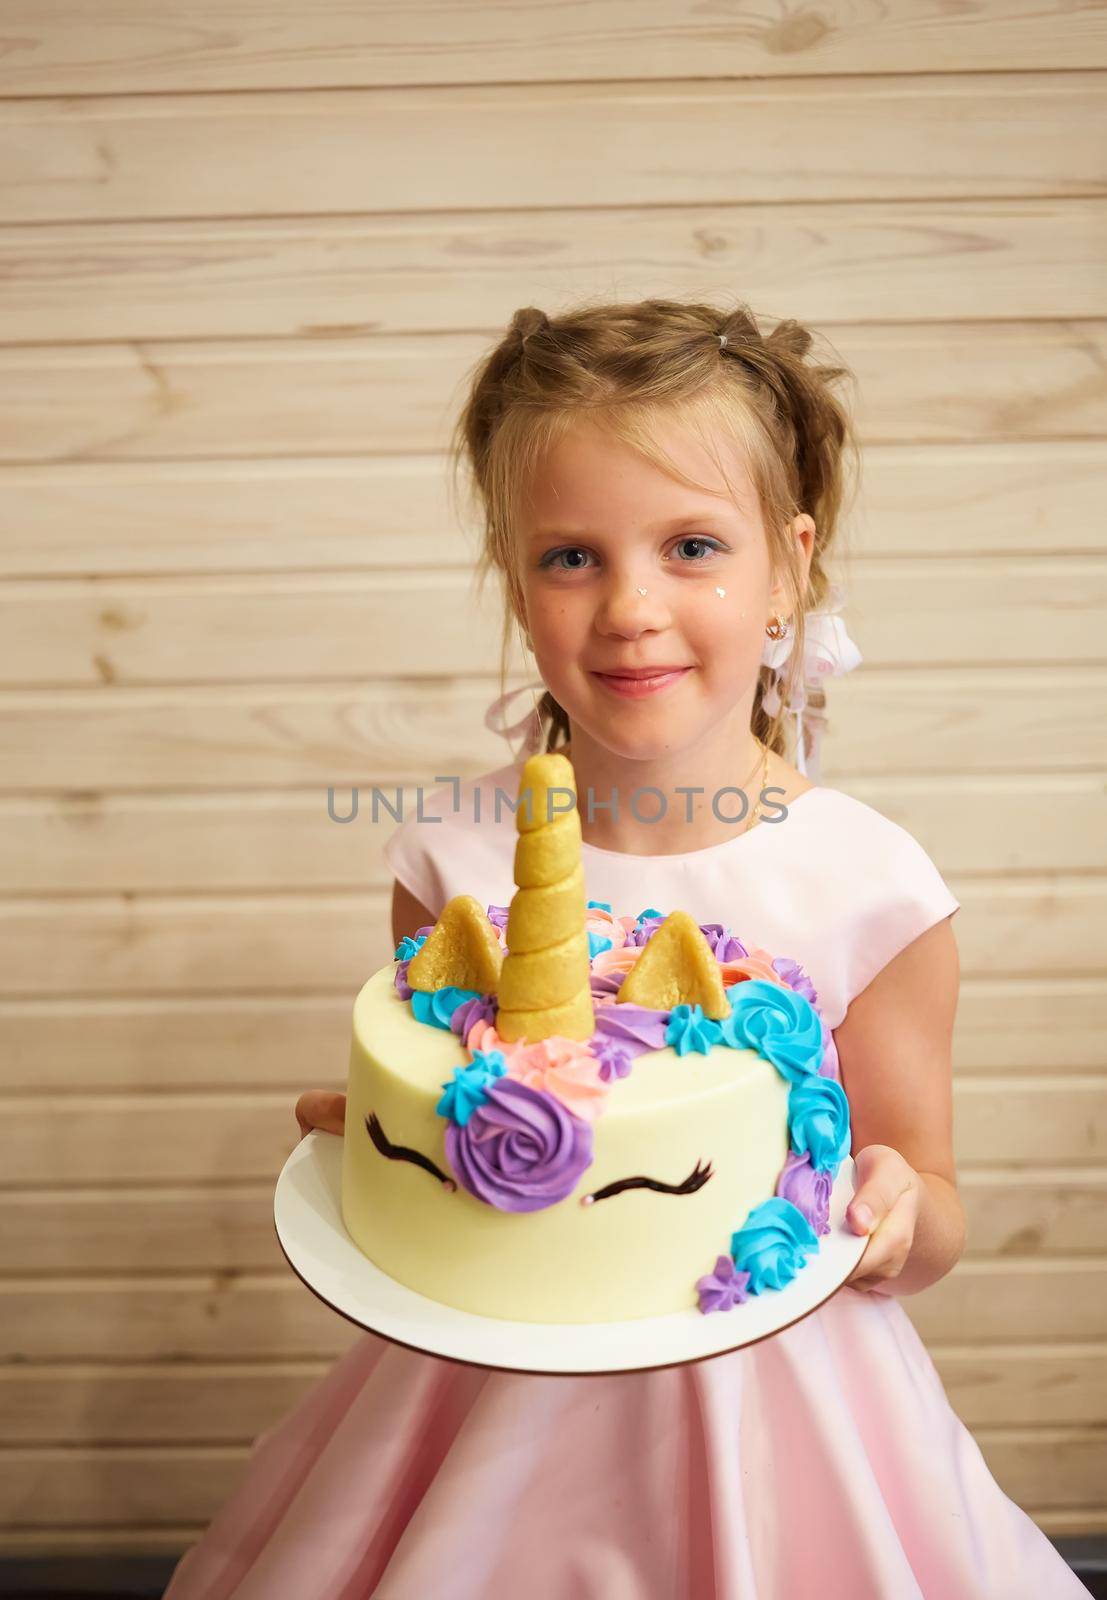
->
xmin=759 ymin=582 xmax=863 ymax=781
xmin=483 ymin=680 xmax=547 ymax=762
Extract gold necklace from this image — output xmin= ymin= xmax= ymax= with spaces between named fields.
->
xmin=741 ymin=738 xmax=770 ymax=835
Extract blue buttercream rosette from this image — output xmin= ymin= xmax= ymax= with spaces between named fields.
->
xmin=436 ymin=1048 xmax=508 ymax=1127
xmin=788 ymin=1075 xmax=851 ymax=1177
xmin=721 ymin=979 xmax=824 ymax=1080
xmin=412 ymin=984 xmax=481 ymax=1031
xmin=729 ymin=1196 xmax=819 ymax=1293
xmin=666 ymin=1003 xmax=723 ymax=1057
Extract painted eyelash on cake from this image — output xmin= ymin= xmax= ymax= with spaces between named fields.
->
xmin=580 ymin=1158 xmax=714 ymax=1206
xmin=366 ymin=1112 xmax=457 ymax=1192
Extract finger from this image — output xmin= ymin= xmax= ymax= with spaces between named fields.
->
xmin=847 ymin=1275 xmax=895 ymax=1296
xmin=847 ymin=1172 xmax=915 ymax=1236
xmin=295 ymin=1090 xmax=346 ymax=1139
xmin=845 ymin=1221 xmax=913 ymax=1287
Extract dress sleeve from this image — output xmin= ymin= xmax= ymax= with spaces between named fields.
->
xmin=843 ymin=809 xmax=961 ymax=1006
xmin=381 ymin=816 xmax=446 ymax=920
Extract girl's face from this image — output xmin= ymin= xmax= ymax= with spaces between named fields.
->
xmin=516 ymin=418 xmax=814 ymax=762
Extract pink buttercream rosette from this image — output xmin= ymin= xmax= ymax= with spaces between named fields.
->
xmin=466 ymin=1018 xmax=609 ymax=1122
xmin=717 ymin=949 xmax=785 ymax=988
xmin=585 ymin=905 xmax=627 ymax=952
xmin=503 ymin=1035 xmax=611 ymax=1124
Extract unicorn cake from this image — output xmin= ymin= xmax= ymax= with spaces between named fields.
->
xmin=341 ymin=752 xmax=850 ymax=1324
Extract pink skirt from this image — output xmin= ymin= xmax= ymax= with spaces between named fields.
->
xmin=164 ymin=1287 xmax=1084 ymax=1599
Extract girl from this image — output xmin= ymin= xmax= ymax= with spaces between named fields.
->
xmin=165 ymin=299 xmax=1086 ymax=1598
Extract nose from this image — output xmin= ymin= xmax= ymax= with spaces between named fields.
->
xmin=594 ymin=569 xmax=671 ymax=640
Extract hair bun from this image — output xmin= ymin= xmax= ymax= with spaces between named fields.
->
xmin=511 ymin=307 xmax=550 ymax=344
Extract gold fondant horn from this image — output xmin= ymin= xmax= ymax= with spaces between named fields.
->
xmin=495 ymin=752 xmax=595 ymax=1043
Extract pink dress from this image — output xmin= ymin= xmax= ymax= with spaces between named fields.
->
xmin=165 ymin=764 xmax=1085 ymax=1599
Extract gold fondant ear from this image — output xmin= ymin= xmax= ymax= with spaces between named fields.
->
xmin=405 ymin=895 xmax=504 ymax=994
xmin=615 ymin=911 xmax=730 ymax=1019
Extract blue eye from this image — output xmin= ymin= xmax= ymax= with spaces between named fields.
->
xmin=541 ymin=547 xmax=595 ymax=571
xmin=671 ymin=537 xmax=724 ymax=563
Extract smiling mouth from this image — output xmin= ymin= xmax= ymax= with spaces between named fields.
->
xmin=590 ymin=667 xmax=691 ymax=697
xmin=593 ymin=667 xmax=691 ymax=680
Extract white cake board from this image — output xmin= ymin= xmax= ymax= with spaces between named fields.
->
xmin=275 ymin=1131 xmax=869 ymax=1376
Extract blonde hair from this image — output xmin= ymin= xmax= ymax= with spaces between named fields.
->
xmin=449 ymin=296 xmax=860 ymax=761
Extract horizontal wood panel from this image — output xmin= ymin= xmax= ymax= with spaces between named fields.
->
xmin=2 ymin=1082 xmax=1103 ymax=1187
xmin=2 ymin=774 xmax=1102 ymax=893
xmin=0 ymin=1188 xmax=284 ymax=1275
xmin=4 ymin=1 xmax=1103 ymax=95
xmin=1 ymin=560 xmax=1103 ymax=687
xmin=0 ymin=995 xmax=352 ymax=1093
xmin=1 ymin=442 xmax=1105 ymax=579
xmin=905 ymin=1261 xmax=1107 ymax=1344
xmin=2 ymin=1427 xmax=1102 ymax=1526
xmin=973 ymin=1428 xmax=1107 ymax=1511
xmin=959 ymin=1170 xmax=1107 ymax=1256
xmin=0 ymin=671 xmax=1102 ymax=791
xmin=1 ymin=1169 xmax=1103 ymax=1276
xmin=4 ymin=76 xmax=1104 ymax=226
xmin=948 ymin=980 xmax=1107 ymax=1075
xmin=955 ymin=1082 xmax=1107 ymax=1166
xmin=0 ymin=892 xmax=392 ymax=995
xmin=825 ymin=668 xmax=1107 ymax=775
xmin=0 ymin=1446 xmax=246 ymax=1528
xmin=933 ymin=1345 xmax=1107 ymax=1428
xmin=2 ymin=978 xmax=1100 ymax=1094
xmin=3 ymin=323 xmax=1105 ymax=466
xmin=0 ymin=1528 xmax=202 ymax=1555
xmin=0 ymin=878 xmax=1103 ymax=997
xmin=2 ymin=200 xmax=1105 ymax=346
xmin=2 ymin=1264 xmax=1104 ymax=1363
xmin=0 ymin=1363 xmax=326 ymax=1445
xmin=6 ymin=1346 xmax=1105 ymax=1444
xmin=0 ymin=1081 xmax=1100 ymax=1190
xmin=1 ymin=1277 xmax=361 ymax=1363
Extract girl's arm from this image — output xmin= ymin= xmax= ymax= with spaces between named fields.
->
xmin=836 ymin=914 xmax=967 ymax=1295
xmin=294 ymin=880 xmax=438 ymax=1139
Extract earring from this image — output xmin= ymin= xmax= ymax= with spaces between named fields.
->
xmin=765 ymin=614 xmax=790 ymax=640
xmin=637 ymin=586 xmax=648 ymax=596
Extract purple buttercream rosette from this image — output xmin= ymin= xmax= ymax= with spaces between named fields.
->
xmin=700 ymin=924 xmax=748 ymax=963
xmin=590 ymin=1002 xmax=671 ymax=1054
xmin=449 ymin=992 xmax=497 ymax=1042
xmin=445 ymin=1078 xmax=593 ymax=1213
xmin=775 ymin=1149 xmax=833 ymax=1236
xmin=593 ymin=1038 xmax=633 ymax=1082
xmin=623 ymin=915 xmax=664 ymax=949
xmin=772 ymin=954 xmax=817 ymax=1007
xmin=696 ymin=1253 xmax=751 ymax=1314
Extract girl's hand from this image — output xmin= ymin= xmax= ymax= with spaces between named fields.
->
xmin=843 ymin=1143 xmax=922 ymax=1293
xmin=295 ymin=1090 xmax=346 ymax=1141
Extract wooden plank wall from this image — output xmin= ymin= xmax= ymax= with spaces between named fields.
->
xmin=1 ymin=0 xmax=1105 ymax=1559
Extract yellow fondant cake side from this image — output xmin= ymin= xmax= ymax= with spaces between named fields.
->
xmin=341 ymin=964 xmax=791 ymax=1324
